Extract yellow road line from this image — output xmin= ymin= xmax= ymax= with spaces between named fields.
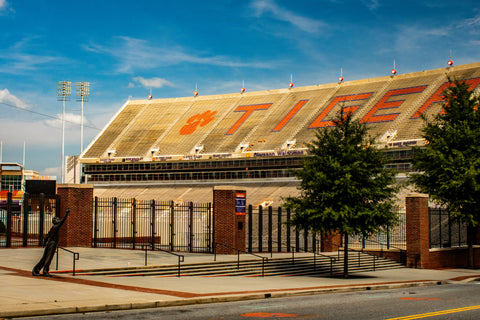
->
xmin=385 ymin=305 xmax=480 ymax=320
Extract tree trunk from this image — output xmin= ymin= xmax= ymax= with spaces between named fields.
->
xmin=343 ymin=234 xmax=349 ymax=279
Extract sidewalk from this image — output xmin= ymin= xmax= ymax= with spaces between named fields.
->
xmin=1 ymin=247 xmax=479 ymax=318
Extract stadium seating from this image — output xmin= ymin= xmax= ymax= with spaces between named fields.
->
xmin=81 ymin=62 xmax=480 ymax=203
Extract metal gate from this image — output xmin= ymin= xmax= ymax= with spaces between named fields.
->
xmin=0 ymin=192 xmax=59 ymax=248
xmin=93 ymin=197 xmax=213 ymax=252
xmin=429 ymin=207 xmax=467 ymax=248
xmin=246 ymin=205 xmax=318 ymax=253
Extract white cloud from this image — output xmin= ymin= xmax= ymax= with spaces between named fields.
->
xmin=44 ymin=113 xmax=86 ymax=128
xmin=363 ymin=0 xmax=379 ymax=11
xmin=42 ymin=166 xmax=61 ymax=178
xmin=0 ymin=88 xmax=31 ymax=109
xmin=461 ymin=14 xmax=480 ymax=28
xmin=250 ymin=0 xmax=325 ymax=34
xmin=0 ymin=0 xmax=11 ymax=14
xmin=84 ymin=36 xmax=273 ymax=74
xmin=0 ymin=37 xmax=61 ymax=74
xmin=391 ymin=25 xmax=450 ymax=52
xmin=132 ymin=77 xmax=174 ymax=89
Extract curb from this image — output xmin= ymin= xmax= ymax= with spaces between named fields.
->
xmin=0 ymin=280 xmax=444 ymax=318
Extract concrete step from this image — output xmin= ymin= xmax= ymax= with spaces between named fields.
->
xmin=67 ymin=251 xmax=405 ymax=277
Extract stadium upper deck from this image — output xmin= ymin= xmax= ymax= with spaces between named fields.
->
xmin=81 ymin=62 xmax=480 ymax=164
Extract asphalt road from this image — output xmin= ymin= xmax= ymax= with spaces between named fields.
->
xmin=18 ymin=281 xmax=480 ymax=319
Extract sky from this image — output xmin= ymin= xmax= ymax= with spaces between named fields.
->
xmin=0 ymin=0 xmax=479 ymax=179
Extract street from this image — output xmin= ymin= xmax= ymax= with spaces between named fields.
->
xmin=20 ymin=280 xmax=480 ymax=319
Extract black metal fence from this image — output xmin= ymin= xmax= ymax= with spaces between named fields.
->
xmin=0 ymin=192 xmax=58 ymax=248
xmin=247 ymin=205 xmax=318 ymax=253
xmin=349 ymin=208 xmax=406 ymax=250
xmin=93 ymin=197 xmax=213 ymax=252
xmin=429 ymin=207 xmax=467 ymax=248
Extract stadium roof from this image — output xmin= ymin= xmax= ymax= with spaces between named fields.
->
xmin=81 ymin=62 xmax=480 ymax=162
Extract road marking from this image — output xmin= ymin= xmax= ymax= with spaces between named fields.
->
xmin=241 ymin=312 xmax=300 ymax=318
xmin=240 ymin=305 xmax=287 ymax=309
xmin=385 ymin=304 xmax=480 ymax=319
xmin=400 ymin=297 xmax=442 ymax=301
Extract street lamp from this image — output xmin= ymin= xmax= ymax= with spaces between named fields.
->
xmin=75 ymin=82 xmax=90 ymax=153
xmin=57 ymin=81 xmax=71 ymax=183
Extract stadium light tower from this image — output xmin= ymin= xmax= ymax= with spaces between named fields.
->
xmin=75 ymin=82 xmax=90 ymax=153
xmin=57 ymin=81 xmax=71 ymax=183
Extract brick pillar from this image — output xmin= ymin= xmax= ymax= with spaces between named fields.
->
xmin=213 ymin=186 xmax=246 ymax=254
xmin=405 ymin=193 xmax=430 ymax=268
xmin=321 ymin=232 xmax=342 ymax=252
xmin=57 ymin=184 xmax=94 ymax=247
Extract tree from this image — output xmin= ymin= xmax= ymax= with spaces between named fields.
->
xmin=283 ymin=110 xmax=398 ymax=278
xmin=410 ymin=78 xmax=480 ymax=267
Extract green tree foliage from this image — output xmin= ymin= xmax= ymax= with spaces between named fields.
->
xmin=283 ymin=110 xmax=398 ymax=277
xmin=410 ymin=79 xmax=480 ymax=266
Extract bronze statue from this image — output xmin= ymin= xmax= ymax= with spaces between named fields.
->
xmin=32 ymin=208 xmax=70 ymax=277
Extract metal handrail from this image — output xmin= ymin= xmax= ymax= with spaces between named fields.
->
xmin=360 ymin=238 xmax=407 ymax=265
xmin=213 ymin=242 xmax=268 ymax=277
xmin=289 ymin=244 xmax=336 ymax=275
xmin=142 ymin=244 xmax=184 ymax=277
xmin=55 ymin=247 xmax=80 ymax=276
xmin=321 ymin=238 xmax=379 ymax=271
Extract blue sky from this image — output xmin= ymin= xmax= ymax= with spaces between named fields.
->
xmin=0 ymin=0 xmax=479 ymax=179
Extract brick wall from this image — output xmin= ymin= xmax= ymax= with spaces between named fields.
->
xmin=406 ymin=193 xmax=480 ymax=268
xmin=57 ymin=184 xmax=94 ymax=247
xmin=321 ymin=232 xmax=342 ymax=252
xmin=213 ymin=186 xmax=246 ymax=254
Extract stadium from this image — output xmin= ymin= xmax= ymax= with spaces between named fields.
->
xmin=79 ymin=62 xmax=480 ymax=206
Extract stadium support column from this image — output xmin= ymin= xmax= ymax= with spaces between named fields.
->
xmin=213 ymin=186 xmax=246 ymax=254
xmin=57 ymin=184 xmax=94 ymax=247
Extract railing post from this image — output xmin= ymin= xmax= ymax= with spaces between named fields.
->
xmin=55 ymin=246 xmax=59 ymax=270
xmin=93 ymin=196 xmax=98 ymax=248
xmin=39 ymin=193 xmax=45 ymax=247
xmin=277 ymin=207 xmax=282 ymax=252
xmin=22 ymin=192 xmax=29 ymax=247
xmin=304 ymin=229 xmax=308 ymax=252
xmin=258 ymin=205 xmax=263 ymax=252
xmin=248 ymin=205 xmax=253 ymax=253
xmin=151 ymin=200 xmax=156 ymax=247
xmin=113 ymin=197 xmax=117 ymax=248
xmin=262 ymin=258 xmax=265 ymax=277
xmin=268 ymin=206 xmax=272 ymax=253
xmin=312 ymin=232 xmax=316 ymax=254
xmin=170 ymin=201 xmax=175 ymax=251
xmin=386 ymin=225 xmax=390 ymax=250
xmin=208 ymin=203 xmax=213 ymax=253
xmin=132 ymin=198 xmax=136 ymax=250
xmin=189 ymin=202 xmax=194 ymax=253
xmin=295 ymin=229 xmax=300 ymax=252
xmin=177 ymin=256 xmax=181 ymax=277
xmin=6 ymin=192 xmax=12 ymax=247
xmin=286 ymin=208 xmax=291 ymax=252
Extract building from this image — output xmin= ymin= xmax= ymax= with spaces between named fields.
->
xmin=79 ymin=62 xmax=480 ymax=205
